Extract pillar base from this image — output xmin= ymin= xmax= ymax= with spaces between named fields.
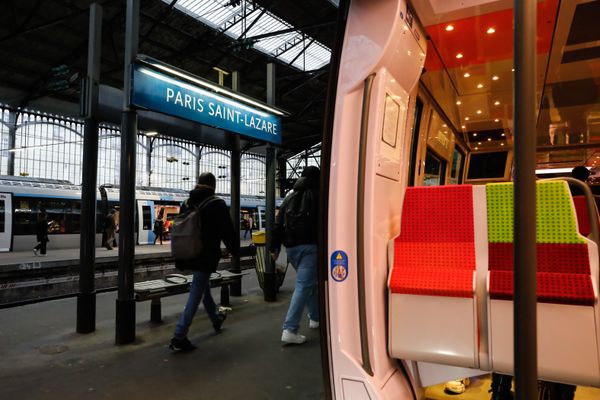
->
xmin=115 ymin=298 xmax=136 ymax=344
xmin=76 ymin=292 xmax=96 ymax=333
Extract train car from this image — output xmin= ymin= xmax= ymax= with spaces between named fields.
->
xmin=0 ymin=175 xmax=282 ymax=252
xmin=322 ymin=0 xmax=600 ymax=399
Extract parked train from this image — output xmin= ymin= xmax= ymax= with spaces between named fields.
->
xmin=321 ymin=0 xmax=600 ymax=399
xmin=0 ymin=175 xmax=282 ymax=252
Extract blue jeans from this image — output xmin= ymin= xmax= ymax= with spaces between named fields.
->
xmin=283 ymin=244 xmax=319 ymax=333
xmin=174 ymin=271 xmax=218 ymax=339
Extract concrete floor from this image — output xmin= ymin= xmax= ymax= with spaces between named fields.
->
xmin=0 ymin=268 xmax=325 ymax=400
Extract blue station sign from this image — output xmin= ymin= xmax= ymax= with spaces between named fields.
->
xmin=131 ymin=64 xmax=282 ymax=144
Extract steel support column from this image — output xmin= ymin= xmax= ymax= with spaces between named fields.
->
xmin=264 ymin=62 xmax=277 ymax=301
xmin=7 ymin=110 xmax=16 ymax=176
xmin=77 ymin=2 xmax=103 ymax=334
xmin=116 ymin=0 xmax=139 ymax=345
xmin=229 ymin=134 xmax=242 ymax=296
xmin=513 ymin=1 xmax=538 ymax=398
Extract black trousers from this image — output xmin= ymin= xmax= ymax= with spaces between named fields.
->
xmin=34 ymin=241 xmax=47 ymax=255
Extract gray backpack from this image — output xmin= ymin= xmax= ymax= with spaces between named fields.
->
xmin=171 ymin=196 xmax=219 ymax=260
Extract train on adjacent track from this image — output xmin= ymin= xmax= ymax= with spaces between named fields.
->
xmin=0 ymin=175 xmax=281 ymax=252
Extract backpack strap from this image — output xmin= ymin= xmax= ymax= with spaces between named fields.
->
xmin=197 ymin=195 xmax=221 ymax=210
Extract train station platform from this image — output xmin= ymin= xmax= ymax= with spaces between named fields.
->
xmin=0 ymin=267 xmax=325 ymax=400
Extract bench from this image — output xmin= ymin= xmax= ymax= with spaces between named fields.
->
xmin=134 ymin=270 xmax=245 ymax=323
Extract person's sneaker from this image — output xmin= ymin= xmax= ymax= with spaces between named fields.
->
xmin=169 ymin=337 xmax=197 ymax=352
xmin=33 ymin=248 xmax=38 ymax=256
xmin=213 ymin=313 xmax=227 ymax=333
xmin=309 ymin=320 xmax=320 ymax=329
xmin=281 ymin=330 xmax=306 ymax=344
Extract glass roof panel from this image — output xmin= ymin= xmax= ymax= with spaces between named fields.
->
xmin=163 ymin=0 xmax=331 ymax=71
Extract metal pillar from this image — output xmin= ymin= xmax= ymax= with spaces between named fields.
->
xmin=116 ymin=0 xmax=139 ymax=345
xmin=229 ymin=134 xmax=242 ymax=296
xmin=264 ymin=62 xmax=277 ymax=301
xmin=147 ymin=136 xmax=153 ymax=186
xmin=278 ymin=158 xmax=287 ymax=198
xmin=195 ymin=144 xmax=201 ymax=180
xmin=77 ymin=2 xmax=102 ymax=334
xmin=513 ymin=1 xmax=537 ymax=399
xmin=232 ymin=71 xmax=239 ymax=92
xmin=7 ymin=110 xmax=16 ymax=176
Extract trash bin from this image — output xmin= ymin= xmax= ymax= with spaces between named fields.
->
xmin=252 ymin=231 xmax=288 ymax=291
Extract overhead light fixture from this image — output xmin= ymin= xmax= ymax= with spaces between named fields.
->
xmin=501 ymin=133 xmax=506 ymax=137
xmin=446 ymin=25 xmax=454 ymax=31
xmin=492 ymin=75 xmax=499 ymax=81
xmin=461 ymin=125 xmax=466 ymax=129
xmin=477 ymin=83 xmax=484 ymax=89
xmin=146 ymin=131 xmax=159 ymax=137
xmin=536 ymin=167 xmax=590 ymax=174
xmin=456 ymin=53 xmax=464 ymax=59
xmin=478 ymin=142 xmax=482 ymax=145
xmin=465 ymin=117 xmax=470 ymax=121
xmin=473 ymin=133 xmax=478 ymax=137
xmin=487 ymin=138 xmax=492 ymax=141
xmin=501 ymin=143 xmax=505 ymax=146
xmin=442 ymin=124 xmax=447 ymax=127
xmin=464 ymin=72 xmax=471 ymax=78
xmin=456 ymin=100 xmax=462 ymax=105
xmin=494 ymin=101 xmax=500 ymax=105
xmin=512 ymin=68 xmax=515 ymax=72
xmin=487 ymin=27 xmax=496 ymax=34
xmin=139 ymin=59 xmax=286 ymax=116
xmin=494 ymin=118 xmax=500 ymax=122
xmin=475 ymin=147 xmax=479 ymax=150
xmin=477 ymin=110 xmax=482 ymax=114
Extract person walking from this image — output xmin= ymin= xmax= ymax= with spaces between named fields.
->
xmin=170 ymin=172 xmax=239 ymax=351
xmin=271 ymin=166 xmax=320 ymax=345
xmin=33 ymin=211 xmax=49 ymax=256
xmin=153 ymin=214 xmax=164 ymax=245
xmin=243 ymin=215 xmax=253 ymax=239
xmin=104 ymin=210 xmax=116 ymax=250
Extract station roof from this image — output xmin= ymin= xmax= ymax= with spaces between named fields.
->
xmin=0 ymin=0 xmax=337 ymax=156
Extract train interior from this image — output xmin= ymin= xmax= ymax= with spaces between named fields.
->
xmin=326 ymin=0 xmax=600 ymax=399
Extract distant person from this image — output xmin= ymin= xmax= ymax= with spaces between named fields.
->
xmin=243 ymin=215 xmax=253 ymax=239
xmin=104 ymin=210 xmax=116 ymax=250
xmin=153 ymin=215 xmax=164 ymax=245
xmin=569 ymin=165 xmax=591 ymax=196
xmin=33 ymin=211 xmax=49 ymax=257
xmin=271 ymin=166 xmax=320 ymax=344
xmin=170 ymin=172 xmax=238 ymax=352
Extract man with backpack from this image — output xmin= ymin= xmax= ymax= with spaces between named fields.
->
xmin=270 ymin=166 xmax=320 ymax=344
xmin=169 ymin=172 xmax=238 ymax=352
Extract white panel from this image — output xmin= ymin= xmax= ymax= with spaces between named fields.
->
xmin=489 ymin=299 xmax=600 ymax=386
xmin=389 ymin=293 xmax=478 ymax=368
xmin=342 ymin=379 xmax=372 ymax=400
xmin=472 ymin=185 xmax=490 ymax=369
xmin=0 ymin=192 xmax=12 ymax=252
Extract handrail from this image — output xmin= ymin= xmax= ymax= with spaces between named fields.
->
xmin=356 ymin=74 xmax=375 ymax=376
xmin=546 ymin=177 xmax=600 ymax=247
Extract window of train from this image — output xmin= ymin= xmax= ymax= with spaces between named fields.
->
xmin=0 ymin=200 xmax=4 ymax=232
xmin=423 ymin=151 xmax=446 ymax=186
xmin=449 ymin=147 xmax=465 ymax=185
xmin=142 ymin=206 xmax=152 ymax=230
xmin=13 ymin=197 xmax=83 ymax=235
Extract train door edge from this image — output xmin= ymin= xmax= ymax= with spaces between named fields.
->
xmin=137 ymin=200 xmax=155 ymax=245
xmin=0 ymin=192 xmax=12 ymax=251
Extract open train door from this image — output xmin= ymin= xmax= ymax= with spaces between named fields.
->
xmin=137 ymin=200 xmax=155 ymax=245
xmin=0 ymin=192 xmax=12 ymax=252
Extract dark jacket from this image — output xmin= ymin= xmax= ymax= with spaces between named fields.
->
xmin=176 ymin=186 xmax=238 ymax=273
xmin=271 ymin=176 xmax=319 ymax=251
xmin=36 ymin=216 xmax=49 ymax=242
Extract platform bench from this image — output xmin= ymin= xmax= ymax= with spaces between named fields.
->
xmin=134 ymin=270 xmax=245 ymax=323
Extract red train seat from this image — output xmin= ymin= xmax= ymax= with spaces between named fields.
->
xmin=388 ymin=185 xmax=487 ymax=368
xmin=486 ymin=181 xmax=600 ymax=386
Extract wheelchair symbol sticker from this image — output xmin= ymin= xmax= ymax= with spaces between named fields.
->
xmin=331 ymin=250 xmax=348 ymax=282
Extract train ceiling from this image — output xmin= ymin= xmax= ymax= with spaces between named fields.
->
xmin=0 ymin=0 xmax=337 ymax=157
xmin=413 ymin=0 xmax=600 ymax=169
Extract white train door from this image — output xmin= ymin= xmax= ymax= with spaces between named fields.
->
xmin=137 ymin=200 xmax=154 ymax=245
xmin=0 ymin=192 xmax=12 ymax=251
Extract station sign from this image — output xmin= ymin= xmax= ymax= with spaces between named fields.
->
xmin=131 ymin=64 xmax=282 ymax=144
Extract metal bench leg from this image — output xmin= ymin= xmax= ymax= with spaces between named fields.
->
xmin=220 ymin=284 xmax=231 ymax=307
xmin=150 ymin=298 xmax=162 ymax=323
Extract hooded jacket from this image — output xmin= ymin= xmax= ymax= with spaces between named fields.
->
xmin=176 ymin=185 xmax=238 ymax=273
xmin=271 ymin=175 xmax=319 ymax=251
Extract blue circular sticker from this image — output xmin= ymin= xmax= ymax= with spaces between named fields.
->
xmin=330 ymin=250 xmax=349 ymax=282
